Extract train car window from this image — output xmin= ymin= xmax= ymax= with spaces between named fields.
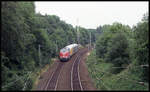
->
xmin=67 ymin=48 xmax=70 ymax=51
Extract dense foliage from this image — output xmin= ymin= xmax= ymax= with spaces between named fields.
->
xmin=86 ymin=13 xmax=149 ymax=90
xmin=1 ymin=2 xmax=96 ymax=90
xmin=96 ymin=23 xmax=132 ymax=73
xmin=132 ymin=13 xmax=149 ymax=82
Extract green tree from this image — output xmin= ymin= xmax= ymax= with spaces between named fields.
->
xmin=106 ymin=32 xmax=130 ymax=73
xmin=133 ymin=13 xmax=149 ymax=81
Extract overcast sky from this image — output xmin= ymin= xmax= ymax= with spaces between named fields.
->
xmin=35 ymin=1 xmax=148 ymax=29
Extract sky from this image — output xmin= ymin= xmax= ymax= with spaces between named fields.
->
xmin=35 ymin=1 xmax=148 ymax=29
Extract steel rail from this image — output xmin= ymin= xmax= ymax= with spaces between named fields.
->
xmin=71 ymin=49 xmax=86 ymax=90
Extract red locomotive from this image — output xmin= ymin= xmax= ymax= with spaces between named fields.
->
xmin=59 ymin=44 xmax=79 ymax=61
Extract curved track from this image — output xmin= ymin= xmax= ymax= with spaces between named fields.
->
xmin=37 ymin=48 xmax=88 ymax=90
xmin=71 ymin=48 xmax=87 ymax=90
xmin=43 ymin=62 xmax=64 ymax=90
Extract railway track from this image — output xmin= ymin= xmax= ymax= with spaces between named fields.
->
xmin=71 ymin=48 xmax=87 ymax=90
xmin=41 ymin=48 xmax=88 ymax=90
xmin=43 ymin=61 xmax=64 ymax=90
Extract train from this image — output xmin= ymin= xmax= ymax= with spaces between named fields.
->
xmin=59 ymin=44 xmax=79 ymax=61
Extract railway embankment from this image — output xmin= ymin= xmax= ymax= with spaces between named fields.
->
xmin=85 ymin=49 xmax=149 ymax=90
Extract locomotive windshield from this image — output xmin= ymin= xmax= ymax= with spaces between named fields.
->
xmin=60 ymin=47 xmax=69 ymax=53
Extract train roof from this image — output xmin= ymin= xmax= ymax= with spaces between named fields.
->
xmin=66 ymin=44 xmax=78 ymax=49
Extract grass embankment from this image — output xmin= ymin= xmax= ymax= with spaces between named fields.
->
xmin=31 ymin=58 xmax=57 ymax=90
xmin=86 ymin=49 xmax=149 ymax=91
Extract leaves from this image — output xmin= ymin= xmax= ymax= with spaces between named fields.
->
xmin=1 ymin=2 xmax=95 ymax=90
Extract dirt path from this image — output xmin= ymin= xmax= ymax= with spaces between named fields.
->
xmin=35 ymin=48 xmax=96 ymax=90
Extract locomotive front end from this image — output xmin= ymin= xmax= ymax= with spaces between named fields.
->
xmin=59 ymin=47 xmax=70 ymax=61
